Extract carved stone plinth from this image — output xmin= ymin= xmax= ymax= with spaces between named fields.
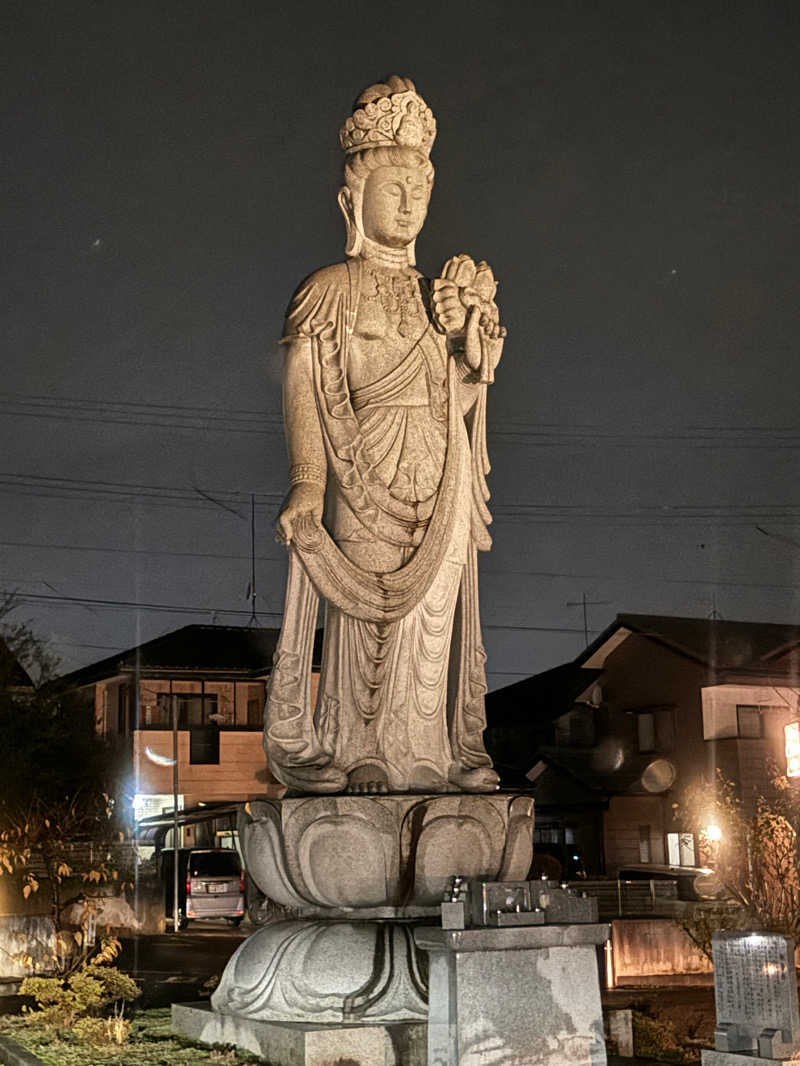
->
xmin=211 ymin=919 xmax=428 ymax=1024
xmin=240 ymin=792 xmax=534 ymax=915
xmin=173 ymin=1002 xmax=426 ymax=1066
xmin=415 ymin=924 xmax=610 ymax=1066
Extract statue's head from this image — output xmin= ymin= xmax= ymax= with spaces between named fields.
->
xmin=338 ymin=76 xmax=436 ymax=264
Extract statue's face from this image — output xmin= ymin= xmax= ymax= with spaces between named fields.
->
xmin=360 ymin=165 xmax=431 ymax=249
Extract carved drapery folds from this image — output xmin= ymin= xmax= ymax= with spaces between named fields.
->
xmin=266 ymin=254 xmax=501 ymax=793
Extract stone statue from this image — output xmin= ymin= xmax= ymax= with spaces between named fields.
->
xmin=266 ymin=76 xmax=506 ymax=796
xmin=187 ymin=78 xmax=542 ymax=1063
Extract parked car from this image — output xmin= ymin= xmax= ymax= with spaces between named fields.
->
xmin=160 ymin=848 xmax=245 ymax=928
xmin=617 ymin=863 xmax=726 ymax=901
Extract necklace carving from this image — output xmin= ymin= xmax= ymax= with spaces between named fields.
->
xmin=363 ymin=265 xmax=425 ymax=338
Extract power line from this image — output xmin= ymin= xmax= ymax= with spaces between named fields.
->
xmin=0 ymin=537 xmax=285 ymax=564
xmin=4 ymin=540 xmax=799 ymax=594
xmin=3 ymin=532 xmax=800 ymax=595
xmin=4 ymin=587 xmax=599 ymax=638
xmin=50 ymin=640 xmax=127 ymax=652
xmin=483 ymin=623 xmax=594 ymax=634
xmin=6 ymin=392 xmax=800 ymax=449
xmin=0 ymin=471 xmax=280 ymax=500
xmin=2 ymin=589 xmax=283 ymax=618
xmin=0 ymin=473 xmax=284 ymax=512
xmin=10 ymin=470 xmax=800 ymax=524
xmin=0 ymin=392 xmax=279 ymax=423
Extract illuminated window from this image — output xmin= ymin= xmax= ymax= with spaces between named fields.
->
xmin=667 ymin=832 xmax=696 ymax=867
xmin=785 ymin=721 xmax=800 ymax=778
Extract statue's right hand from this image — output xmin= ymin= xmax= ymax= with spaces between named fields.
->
xmin=276 ymin=483 xmax=325 ymax=545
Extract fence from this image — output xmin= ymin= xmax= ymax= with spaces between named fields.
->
xmin=569 ymin=879 xmax=680 ymax=919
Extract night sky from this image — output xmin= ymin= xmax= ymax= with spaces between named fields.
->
xmin=3 ymin=1 xmax=800 ymax=686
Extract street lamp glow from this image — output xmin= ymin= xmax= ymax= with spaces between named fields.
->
xmin=145 ymin=746 xmax=177 ymax=767
xmin=705 ymin=824 xmax=723 ymax=842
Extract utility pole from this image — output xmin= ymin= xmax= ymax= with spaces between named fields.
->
xmin=566 ymin=592 xmax=611 ymax=647
xmin=248 ymin=493 xmax=258 ymax=626
xmin=171 ymin=693 xmax=180 ymax=933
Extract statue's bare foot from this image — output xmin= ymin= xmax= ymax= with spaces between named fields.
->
xmin=407 ymin=764 xmax=451 ymax=793
xmin=277 ymin=761 xmax=348 ymax=794
xmin=347 ymin=764 xmax=390 ymax=794
xmin=448 ymin=764 xmax=500 ymax=792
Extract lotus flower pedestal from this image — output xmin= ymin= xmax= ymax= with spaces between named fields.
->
xmin=173 ymin=793 xmax=534 ymax=1065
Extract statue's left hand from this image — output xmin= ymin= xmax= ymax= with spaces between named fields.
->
xmin=464 ymin=304 xmax=507 ymax=381
xmin=431 ymin=255 xmax=506 ymax=382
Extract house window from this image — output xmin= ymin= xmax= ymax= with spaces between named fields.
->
xmin=190 ymin=726 xmax=220 ymax=765
xmin=533 ymin=828 xmax=561 ymax=845
xmin=153 ymin=693 xmax=219 ymax=728
xmin=637 ymin=713 xmax=656 ymax=753
xmin=178 ymin=694 xmax=219 ymax=727
xmin=639 ymin=825 xmax=651 ymax=863
xmin=117 ymin=686 xmax=129 ymax=735
xmin=555 ymin=708 xmax=596 ymax=748
xmin=247 ymin=697 xmax=263 ymax=727
xmin=667 ymin=832 xmax=696 ymax=867
xmin=736 ymin=705 xmax=763 ymax=739
xmin=635 ymin=708 xmax=674 ymax=753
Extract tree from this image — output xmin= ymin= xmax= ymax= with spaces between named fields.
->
xmin=0 ymin=598 xmax=131 ymax=933
xmin=676 ymin=768 xmax=800 ymax=956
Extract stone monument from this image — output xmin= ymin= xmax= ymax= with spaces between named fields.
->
xmin=266 ymin=74 xmax=506 ymax=799
xmin=702 ymin=931 xmax=800 ymax=1065
xmin=172 ymin=75 xmax=535 ymax=1065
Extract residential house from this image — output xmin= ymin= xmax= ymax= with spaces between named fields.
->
xmin=58 ymin=624 xmax=321 ymax=844
xmin=486 ymin=613 xmax=800 ymax=878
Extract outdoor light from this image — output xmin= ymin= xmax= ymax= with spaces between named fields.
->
xmin=785 ymin=721 xmax=800 ymax=778
xmin=705 ymin=824 xmax=723 ymax=842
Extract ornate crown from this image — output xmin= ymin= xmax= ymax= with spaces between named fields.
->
xmin=339 ymin=77 xmax=436 ymax=156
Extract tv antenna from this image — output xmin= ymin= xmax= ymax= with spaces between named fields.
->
xmin=566 ymin=591 xmax=611 ymax=647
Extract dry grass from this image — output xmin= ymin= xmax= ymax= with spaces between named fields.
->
xmin=0 ymin=1007 xmax=268 ymax=1065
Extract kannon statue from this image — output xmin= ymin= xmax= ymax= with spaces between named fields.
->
xmin=265 ymin=76 xmax=506 ymax=795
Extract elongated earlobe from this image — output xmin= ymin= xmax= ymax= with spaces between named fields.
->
xmin=338 ymin=186 xmax=362 ymax=258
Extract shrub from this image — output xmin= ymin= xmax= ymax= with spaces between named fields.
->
xmin=632 ymin=1010 xmax=685 ymax=1061
xmin=20 ymin=957 xmax=140 ymax=1038
xmin=73 ymin=1013 xmax=132 ymax=1046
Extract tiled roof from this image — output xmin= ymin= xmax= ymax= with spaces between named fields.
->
xmin=583 ymin=612 xmax=800 ymax=671
xmin=485 ymin=662 xmax=601 ymax=724
xmin=57 ymin=624 xmax=322 ymax=687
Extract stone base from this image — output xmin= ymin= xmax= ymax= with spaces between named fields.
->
xmin=416 ymin=923 xmax=610 ymax=1066
xmin=241 ymin=791 xmax=534 ymax=913
xmin=703 ymin=1053 xmax=798 ymax=1065
xmin=211 ymin=919 xmax=429 ymax=1024
xmin=172 ymin=1002 xmax=426 ymax=1066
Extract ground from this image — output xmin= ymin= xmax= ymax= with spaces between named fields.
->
xmin=0 ymin=922 xmax=727 ymax=1065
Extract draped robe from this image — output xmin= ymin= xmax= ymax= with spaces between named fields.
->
xmin=265 ymin=258 xmax=496 ymax=793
